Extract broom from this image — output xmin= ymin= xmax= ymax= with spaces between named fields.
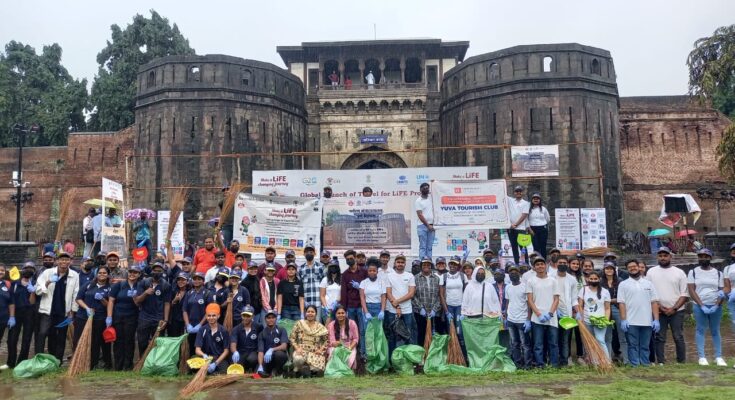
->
xmin=179 ymin=335 xmax=190 ymax=374
xmin=134 ymin=320 xmax=165 ymax=372
xmin=423 ymin=315 xmax=432 ymax=359
xmin=66 ymin=315 xmax=93 ymax=377
xmin=199 ymin=374 xmax=242 ymax=391
xmin=223 ymin=293 xmax=234 ymax=333
xmin=577 ymin=322 xmax=613 ymax=373
xmin=447 ymin=319 xmax=466 ymax=366
xmin=179 ymin=359 xmax=211 ymax=398
xmin=215 ymin=182 xmax=245 ymax=234
xmin=54 ymin=191 xmax=75 ymax=245
xmin=167 ymin=188 xmax=189 ymax=243
xmin=66 ymin=323 xmax=75 ymax=351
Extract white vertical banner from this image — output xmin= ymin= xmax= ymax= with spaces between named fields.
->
xmin=555 ymin=208 xmax=581 ymax=251
xmin=580 ymin=208 xmax=608 ymax=248
xmin=101 ymin=177 xmax=127 ymax=258
xmin=157 ymin=210 xmax=185 ymax=260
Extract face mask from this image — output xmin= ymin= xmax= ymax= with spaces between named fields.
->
xmin=152 ymin=272 xmax=163 ymax=280
xmin=43 ymin=262 xmax=54 ymax=268
xmin=475 ymin=274 xmax=485 ymax=283
xmin=659 ymin=259 xmax=671 ymax=268
xmin=629 ymin=272 xmax=640 ymax=279
xmin=346 ymin=259 xmax=355 ymax=267
xmin=22 ymin=271 xmax=34 ymax=279
xmin=588 ymin=281 xmax=599 ymax=287
xmin=557 ymin=264 xmax=568 ymax=273
xmin=484 ymin=256 xmax=492 ymax=263
xmin=583 ymin=270 xmax=591 ymax=276
xmin=494 ymin=275 xmax=504 ymax=283
xmin=230 ymin=246 xmax=239 ymax=253
xmin=550 ymin=254 xmax=559 ymax=263
xmin=305 ymin=254 xmax=314 ymax=262
xmin=510 ymin=273 xmax=520 ymax=283
xmin=698 ymin=260 xmax=711 ymax=268
xmin=83 ymin=263 xmax=93 ymax=271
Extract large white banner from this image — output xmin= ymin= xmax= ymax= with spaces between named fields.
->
xmin=233 ymin=193 xmax=322 ymax=257
xmin=430 ymin=180 xmax=510 ymax=229
xmin=157 ymin=210 xmax=185 ymax=260
xmin=555 ymin=208 xmax=581 ymax=251
xmin=580 ymin=208 xmax=608 ymax=248
xmin=101 ymin=177 xmax=127 ymax=258
xmin=511 ymin=145 xmax=560 ymax=177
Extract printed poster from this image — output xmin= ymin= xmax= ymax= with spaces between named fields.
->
xmin=580 ymin=208 xmax=608 ymax=248
xmin=555 ymin=208 xmax=581 ymax=251
xmin=511 ymin=145 xmax=560 ymax=177
xmin=100 ymin=177 xmax=127 ymax=259
xmin=156 ymin=210 xmax=185 ymax=260
xmin=430 ymin=180 xmax=511 ymax=229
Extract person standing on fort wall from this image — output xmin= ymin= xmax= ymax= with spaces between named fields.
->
xmin=415 ymin=183 xmax=435 ymax=260
xmin=506 ymin=185 xmax=530 ymax=265
xmin=329 ymin=71 xmax=339 ymax=89
xmin=365 ymin=71 xmax=375 ymax=89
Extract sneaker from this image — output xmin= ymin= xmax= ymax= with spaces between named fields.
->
xmin=0 ymin=365 xmax=8 ymax=371
xmin=577 ymin=357 xmax=587 ymax=366
xmin=698 ymin=358 xmax=709 ymax=366
xmin=715 ymin=357 xmax=727 ymax=367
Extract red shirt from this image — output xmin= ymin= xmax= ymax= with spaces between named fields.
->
xmin=224 ymin=249 xmax=237 ymax=268
xmin=194 ymin=247 xmax=218 ymax=273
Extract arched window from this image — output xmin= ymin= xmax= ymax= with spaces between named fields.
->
xmin=543 ymin=56 xmax=553 ymax=73
xmin=241 ymin=69 xmax=252 ymax=86
xmin=488 ymin=63 xmax=500 ymax=80
xmin=591 ymin=58 xmax=601 ymax=75
xmin=452 ymin=76 xmax=460 ymax=93
xmin=146 ymin=70 xmax=155 ymax=88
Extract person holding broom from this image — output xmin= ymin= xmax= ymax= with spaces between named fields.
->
xmin=230 ymin=305 xmax=262 ymax=372
xmin=133 ymin=263 xmax=172 ymax=357
xmin=413 ymin=257 xmax=440 ymax=348
xmin=75 ymin=266 xmax=112 ymax=369
xmin=108 ymin=264 xmax=142 ymax=370
xmin=183 ymin=272 xmax=212 ymax=357
xmin=195 ymin=303 xmax=230 ymax=374
xmin=577 ymin=270 xmax=611 ymax=360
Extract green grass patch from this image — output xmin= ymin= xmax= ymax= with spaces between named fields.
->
xmin=566 ymin=378 xmax=735 ymax=400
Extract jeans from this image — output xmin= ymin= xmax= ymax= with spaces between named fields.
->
xmin=36 ymin=314 xmax=68 ymax=362
xmin=83 ymin=242 xmax=94 ymax=259
xmin=557 ymin=325 xmax=571 ymax=365
xmin=281 ymin=306 xmax=301 ymax=321
xmin=347 ymin=307 xmax=365 ymax=357
xmin=113 ymin=314 xmax=138 ymax=370
xmin=384 ymin=311 xmax=418 ymax=360
xmin=655 ymin=309 xmax=686 ymax=363
xmin=587 ymin=323 xmax=610 ymax=359
xmin=692 ymin=303 xmax=722 ymax=359
xmin=417 ymin=224 xmax=435 ymax=260
xmin=607 ymin=306 xmax=628 ymax=363
xmin=221 ymin=225 xmax=234 ymax=248
xmin=365 ymin=303 xmax=382 ymax=355
xmin=626 ymin=325 xmax=652 ymax=367
xmin=507 ymin=229 xmax=530 ymax=265
xmin=507 ymin=321 xmax=533 ymax=368
xmin=531 ymin=322 xmax=559 ymax=367
xmin=530 ymin=225 xmax=548 ymax=258
xmin=7 ymin=306 xmax=35 ymax=367
xmin=446 ymin=305 xmax=467 ymax=359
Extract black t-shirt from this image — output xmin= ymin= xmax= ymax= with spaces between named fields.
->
xmin=50 ymin=274 xmax=68 ymax=317
xmin=277 ymin=279 xmax=303 ymax=308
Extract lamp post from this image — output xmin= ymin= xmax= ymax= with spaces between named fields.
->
xmin=10 ymin=123 xmax=40 ymax=241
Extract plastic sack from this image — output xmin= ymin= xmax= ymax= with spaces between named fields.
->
xmin=461 ymin=317 xmax=516 ymax=372
xmin=324 ymin=346 xmax=354 ymax=378
xmin=390 ymin=344 xmax=425 ymax=375
xmin=423 ymin=334 xmax=481 ymax=375
xmin=141 ymin=334 xmax=187 ymax=376
xmin=13 ymin=353 xmax=60 ymax=379
xmin=365 ymin=319 xmax=389 ymax=374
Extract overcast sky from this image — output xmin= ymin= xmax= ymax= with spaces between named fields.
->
xmin=1 ymin=0 xmax=732 ymax=96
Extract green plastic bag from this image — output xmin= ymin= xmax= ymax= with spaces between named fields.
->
xmin=390 ymin=344 xmax=425 ymax=375
xmin=365 ymin=319 xmax=389 ymax=374
xmin=141 ymin=334 xmax=187 ymax=376
xmin=424 ymin=335 xmax=485 ymax=375
xmin=324 ymin=346 xmax=354 ymax=378
xmin=13 ymin=353 xmax=60 ymax=379
xmin=461 ymin=317 xmax=516 ymax=372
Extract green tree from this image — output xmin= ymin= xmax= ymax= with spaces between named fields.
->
xmin=88 ymin=10 xmax=195 ymax=131
xmin=687 ymin=24 xmax=735 ymax=183
xmin=0 ymin=41 xmax=88 ymax=146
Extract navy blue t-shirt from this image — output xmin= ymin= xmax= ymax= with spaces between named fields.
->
xmin=50 ymin=274 xmax=68 ymax=317
xmin=135 ymin=278 xmax=172 ymax=322
xmin=183 ymin=287 xmax=211 ymax=326
xmin=110 ymin=280 xmax=140 ymax=318
xmin=75 ymin=282 xmax=111 ymax=321
xmin=257 ymin=324 xmax=289 ymax=352
xmin=10 ymin=280 xmax=33 ymax=309
xmin=0 ymin=282 xmax=14 ymax=324
xmin=230 ymin=322 xmax=262 ymax=353
xmin=73 ymin=267 xmax=95 ymax=290
xmin=195 ymin=323 xmax=230 ymax=359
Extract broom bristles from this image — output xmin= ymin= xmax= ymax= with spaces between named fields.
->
xmin=577 ymin=322 xmax=613 ymax=373
xmin=134 ymin=320 xmax=164 ymax=372
xmin=199 ymin=375 xmax=242 ymax=391
xmin=447 ymin=319 xmax=466 ymax=366
xmin=179 ymin=360 xmax=211 ymax=398
xmin=66 ymin=317 xmax=93 ymax=377
xmin=224 ymin=294 xmax=234 ymax=333
xmin=55 ymin=191 xmax=75 ymax=243
xmin=216 ymin=182 xmax=245 ymax=231
xmin=179 ymin=336 xmax=190 ymax=374
xmin=423 ymin=317 xmax=432 ymax=357
xmin=167 ymin=188 xmax=189 ymax=242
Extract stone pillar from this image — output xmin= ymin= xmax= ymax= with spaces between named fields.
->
xmin=379 ymin=59 xmax=385 ymax=85
xmin=400 ymin=57 xmax=406 ymax=84
xmin=318 ymin=60 xmax=324 ymax=86
xmin=359 ymin=60 xmax=365 ymax=85
xmin=338 ymin=60 xmax=345 ymax=85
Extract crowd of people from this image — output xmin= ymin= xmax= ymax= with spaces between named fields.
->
xmin=0 ymin=239 xmax=733 ymax=377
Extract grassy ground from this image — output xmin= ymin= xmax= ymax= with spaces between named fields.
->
xmin=1 ymin=363 xmax=732 ymax=399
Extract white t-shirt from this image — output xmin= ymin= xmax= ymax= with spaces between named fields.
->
xmin=521 ymin=269 xmax=536 ymax=285
xmin=360 ymin=277 xmax=385 ymax=304
xmin=526 ymin=275 xmax=561 ymax=327
xmin=724 ymin=263 xmax=735 ymax=284
xmin=527 ymin=207 xmax=550 ymax=227
xmin=506 ymin=198 xmax=530 ymax=229
xmin=645 ymin=265 xmax=689 ymax=310
xmin=440 ymin=272 xmax=465 ymax=307
xmin=618 ymin=277 xmax=659 ymax=326
xmin=578 ymin=286 xmax=611 ymax=323
xmin=415 ymin=196 xmax=434 ymax=225
xmin=505 ymin=283 xmax=528 ymax=324
xmin=385 ymin=271 xmax=416 ymax=314
xmin=555 ymin=274 xmax=578 ymax=317
xmin=319 ymin=277 xmax=341 ymax=306
xmin=687 ymin=267 xmax=724 ymax=305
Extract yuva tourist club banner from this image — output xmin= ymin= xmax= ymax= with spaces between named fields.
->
xmin=430 ymin=180 xmax=511 ymax=229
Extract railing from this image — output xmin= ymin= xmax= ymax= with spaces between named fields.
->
xmin=315 ymin=82 xmax=432 ymax=91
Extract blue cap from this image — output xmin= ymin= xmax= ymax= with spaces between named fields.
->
xmin=505 ymin=261 xmax=516 ymax=269
xmin=421 ymin=257 xmax=433 ymax=264
xmin=23 ymin=261 xmax=36 ymax=269
xmin=412 ymin=259 xmax=421 ymax=266
xmin=435 ymin=256 xmax=446 ymax=264
xmin=193 ymin=271 xmax=206 ymax=279
xmin=242 ymin=305 xmax=255 ymax=315
xmin=697 ymin=248 xmax=713 ymax=257
xmin=176 ymin=272 xmax=190 ymax=280
xmin=730 ymin=243 xmax=735 ymax=250
xmin=604 ymin=252 xmax=617 ymax=259
xmin=43 ymin=251 xmax=56 ymax=258
xmin=265 ymin=309 xmax=277 ymax=318
xmin=247 ymin=261 xmax=258 ymax=269
xmin=449 ymin=255 xmax=461 ymax=264
xmin=128 ymin=265 xmax=143 ymax=272
xmin=490 ymin=257 xmax=499 ymax=264
xmin=285 ymin=249 xmax=296 ymax=257
xmin=181 ymin=257 xmax=192 ymax=264
xmin=82 ymin=256 xmax=91 ymax=262
xmin=229 ymin=271 xmax=243 ymax=279
xmin=217 ymin=267 xmax=230 ymax=276
xmin=482 ymin=248 xmax=495 ymax=255
xmin=657 ymin=246 xmax=672 ymax=254
xmin=321 ymin=250 xmax=331 ymax=257
xmin=604 ymin=261 xmax=616 ymax=269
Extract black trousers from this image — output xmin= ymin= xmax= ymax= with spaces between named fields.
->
xmin=136 ymin=319 xmax=161 ymax=358
xmin=530 ymin=225 xmax=548 ymax=258
xmin=264 ymin=350 xmax=289 ymax=375
xmin=508 ymin=229 xmax=530 ymax=265
xmin=36 ymin=314 xmax=68 ymax=362
xmin=187 ymin=333 xmax=198 ymax=357
xmin=168 ymin=320 xmax=185 ymax=337
xmin=236 ymin=350 xmax=259 ymax=372
xmin=113 ymin=314 xmax=138 ymax=370
xmin=7 ymin=307 xmax=35 ymax=367
xmin=90 ymin=318 xmax=112 ymax=369
xmin=414 ymin=313 xmax=438 ymax=348
xmin=655 ymin=310 xmax=686 ymax=363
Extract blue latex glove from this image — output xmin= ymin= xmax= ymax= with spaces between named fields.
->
xmin=458 ymin=315 xmax=466 ymax=321
xmin=429 ymin=310 xmax=436 ymax=318
xmin=207 ymin=362 xmax=217 ymax=374
xmin=463 ymin=248 xmax=470 ymax=259
xmin=378 ymin=311 xmax=384 ymax=321
xmin=192 ymin=324 xmax=201 ymax=334
xmin=718 ymin=290 xmax=726 ymax=300
xmin=7 ymin=316 xmax=16 ymax=328
xmin=276 ymin=315 xmax=281 ymax=323
xmin=202 ymin=354 xmax=209 ymax=360
xmin=94 ymin=292 xmax=104 ymax=300
xmin=50 ymin=274 xmax=59 ymax=283
xmin=264 ymin=348 xmax=274 ymax=364
xmin=55 ymin=317 xmax=73 ymax=328
xmin=652 ymin=320 xmax=661 ymax=333
xmin=556 ymin=310 xmax=563 ymax=319
xmin=232 ymin=351 xmax=240 ymax=363
xmin=419 ymin=308 xmax=427 ymax=317
xmin=350 ymin=280 xmax=360 ymax=289
xmin=300 ymin=313 xmax=305 ymax=320
xmin=105 ymin=316 xmax=112 ymax=327
xmin=27 ymin=283 xmax=36 ymax=293
xmin=446 ymin=312 xmax=454 ymax=321
xmin=538 ymin=313 xmax=550 ymax=323
xmin=575 ymin=312 xmax=584 ymax=321
xmin=86 ymin=308 xmax=94 ymax=318
xmin=523 ymin=320 xmax=532 ymax=333
xmin=621 ymin=320 xmax=630 ymax=332
xmin=186 ymin=323 xmax=195 ymax=334
xmin=364 ymin=312 xmax=372 ymax=321
xmin=701 ymin=305 xmax=713 ymax=315
xmin=257 ymin=365 xmax=265 ymax=374
xmin=709 ymin=304 xmax=720 ymax=314
xmin=322 ymin=306 xmax=330 ymax=316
